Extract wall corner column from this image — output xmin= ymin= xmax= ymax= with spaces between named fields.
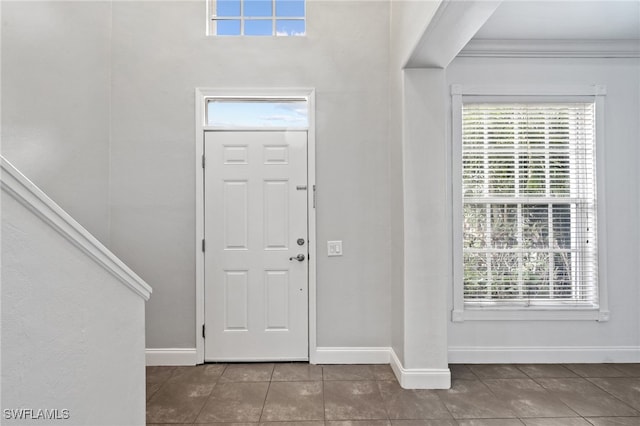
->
xmin=398 ymin=68 xmax=450 ymax=389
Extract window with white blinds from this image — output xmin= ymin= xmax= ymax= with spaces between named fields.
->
xmin=461 ymin=102 xmax=598 ymax=308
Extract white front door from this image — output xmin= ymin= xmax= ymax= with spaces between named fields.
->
xmin=204 ymin=131 xmax=309 ymax=361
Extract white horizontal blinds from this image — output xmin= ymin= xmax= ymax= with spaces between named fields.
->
xmin=462 ymin=102 xmax=597 ymax=307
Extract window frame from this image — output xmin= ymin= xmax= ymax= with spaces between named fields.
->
xmin=207 ymin=0 xmax=306 ymax=37
xmin=451 ymin=84 xmax=609 ymax=322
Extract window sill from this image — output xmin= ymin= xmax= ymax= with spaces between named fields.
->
xmin=452 ymin=307 xmax=609 ymax=322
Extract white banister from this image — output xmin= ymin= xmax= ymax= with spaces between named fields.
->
xmin=1 ymin=156 xmax=152 ymax=300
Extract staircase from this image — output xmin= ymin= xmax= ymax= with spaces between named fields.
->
xmin=1 ymin=157 xmax=152 ymax=426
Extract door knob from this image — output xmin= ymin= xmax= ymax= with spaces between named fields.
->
xmin=289 ymin=254 xmax=305 ymax=262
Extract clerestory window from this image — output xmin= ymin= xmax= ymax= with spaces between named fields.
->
xmin=451 ymin=85 xmax=608 ymax=322
xmin=208 ymin=0 xmax=305 ymax=36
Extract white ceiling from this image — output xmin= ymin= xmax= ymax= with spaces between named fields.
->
xmin=474 ymin=1 xmax=640 ymax=40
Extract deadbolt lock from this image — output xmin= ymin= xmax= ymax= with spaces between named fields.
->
xmin=297 ymin=238 xmax=305 ymax=246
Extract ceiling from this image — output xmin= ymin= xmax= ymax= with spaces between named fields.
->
xmin=473 ymin=1 xmax=640 ymax=40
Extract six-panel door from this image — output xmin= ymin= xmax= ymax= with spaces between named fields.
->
xmin=204 ymin=131 xmax=308 ymax=361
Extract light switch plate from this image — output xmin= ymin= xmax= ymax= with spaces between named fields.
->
xmin=327 ymin=241 xmax=342 ymax=256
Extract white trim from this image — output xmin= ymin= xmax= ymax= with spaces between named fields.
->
xmin=146 ymin=348 xmax=198 ymax=366
xmin=451 ymin=88 xmax=464 ymax=320
xmin=195 ymin=91 xmax=205 ymax=365
xmin=594 ymin=91 xmax=609 ymax=325
xmin=313 ymin=348 xmax=451 ymax=389
xmin=1 ymin=157 xmax=152 ymax=301
xmin=459 ymin=39 xmax=640 ymax=59
xmin=390 ymin=349 xmax=451 ymax=390
xmin=307 ymin=90 xmax=318 ymax=364
xmin=453 ymin=84 xmax=606 ymax=97
xmin=452 ymin=308 xmax=607 ymax=322
xmin=195 ymin=88 xmax=317 ymax=365
xmin=448 ymin=346 xmax=640 ymax=364
xmin=313 ymin=347 xmax=391 ymax=365
xmin=206 ymin=356 xmax=308 ymax=362
xmin=203 ymin=126 xmax=308 ymax=132
xmin=207 ymin=0 xmax=306 ymax=37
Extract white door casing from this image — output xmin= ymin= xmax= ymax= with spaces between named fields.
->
xmin=204 ymin=131 xmax=309 ymax=361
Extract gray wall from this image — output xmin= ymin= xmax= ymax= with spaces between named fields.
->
xmin=2 ymin=0 xmax=393 ymax=352
xmin=446 ymin=56 xmax=640 ymax=357
xmin=110 ymin=0 xmax=393 ymax=349
xmin=388 ymin=0 xmax=441 ymax=364
xmin=1 ymin=1 xmax=112 ymax=244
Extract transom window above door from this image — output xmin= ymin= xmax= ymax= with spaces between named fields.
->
xmin=208 ymin=0 xmax=305 ymax=36
xmin=206 ymin=98 xmax=309 ymax=128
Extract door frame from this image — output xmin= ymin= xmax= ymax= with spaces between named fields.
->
xmin=194 ymin=88 xmax=317 ymax=364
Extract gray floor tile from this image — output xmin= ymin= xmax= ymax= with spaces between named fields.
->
xmin=521 ymin=419 xmax=591 ymax=426
xmin=588 ymin=377 xmax=640 ymax=411
xmin=219 ymin=363 xmax=274 ymax=383
xmin=146 ymin=366 xmax=176 ymax=401
xmin=194 ymin=423 xmax=258 ymax=426
xmin=326 ymin=421 xmax=391 ymax=426
xmin=468 ymin=365 xmax=528 ymax=379
xmin=390 ymin=421 xmax=458 ymax=426
xmin=324 ymin=380 xmax=388 ymax=420
xmin=377 ymin=380 xmax=452 ymax=420
xmin=195 ymin=382 xmax=269 ymax=423
xmin=536 ymin=378 xmax=638 ymax=417
xmin=564 ymin=364 xmax=626 ymax=378
xmin=585 ymin=418 xmax=640 ymax=425
xmin=482 ymin=378 xmax=577 ymax=418
xmin=450 ymin=365 xmax=478 ymax=380
xmin=372 ymin=364 xmax=397 ymax=381
xmin=517 ymin=365 xmax=578 ymax=379
xmin=146 ymin=380 xmax=215 ymax=424
xmin=260 ymin=421 xmax=325 ymax=426
xmin=456 ymin=420 xmax=525 ymax=426
xmin=436 ymin=380 xmax=517 ymax=419
xmin=612 ymin=364 xmax=640 ymax=378
xmin=167 ymin=364 xmax=226 ymax=386
xmin=260 ymin=381 xmax=324 ymax=422
xmin=272 ymin=364 xmax=323 ymax=381
xmin=323 ymin=365 xmax=375 ymax=381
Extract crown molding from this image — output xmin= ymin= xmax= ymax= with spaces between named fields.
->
xmin=459 ymin=39 xmax=640 ymax=58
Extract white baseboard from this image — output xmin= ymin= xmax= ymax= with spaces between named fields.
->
xmin=146 ymin=348 xmax=198 ymax=366
xmin=390 ymin=349 xmax=451 ymax=389
xmin=313 ymin=347 xmax=391 ymax=364
xmin=448 ymin=346 xmax=640 ymax=364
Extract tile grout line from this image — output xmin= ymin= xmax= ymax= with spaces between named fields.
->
xmin=370 ymin=368 xmax=391 ymax=422
xmin=190 ymin=363 xmax=228 ymax=424
xmin=525 ymin=373 xmax=584 ymax=420
xmin=583 ymin=376 xmax=640 ymax=415
xmin=433 ymin=381 xmax=456 ymax=422
xmin=256 ymin=364 xmax=275 ymax=423
xmin=528 ymin=372 xmax=640 ymax=420
xmin=321 ymin=366 xmax=326 ymax=423
xmin=146 ymin=366 xmax=178 ymax=404
xmin=515 ymin=365 xmax=583 ymax=419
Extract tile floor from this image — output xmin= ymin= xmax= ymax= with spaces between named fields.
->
xmin=146 ymin=363 xmax=640 ymax=425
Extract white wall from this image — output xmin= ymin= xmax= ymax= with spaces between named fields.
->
xmin=108 ymin=0 xmax=392 ymax=350
xmin=1 ymin=192 xmax=147 ymax=425
xmin=446 ymin=56 xmax=640 ymax=362
xmin=1 ymin=1 xmax=112 ymax=244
